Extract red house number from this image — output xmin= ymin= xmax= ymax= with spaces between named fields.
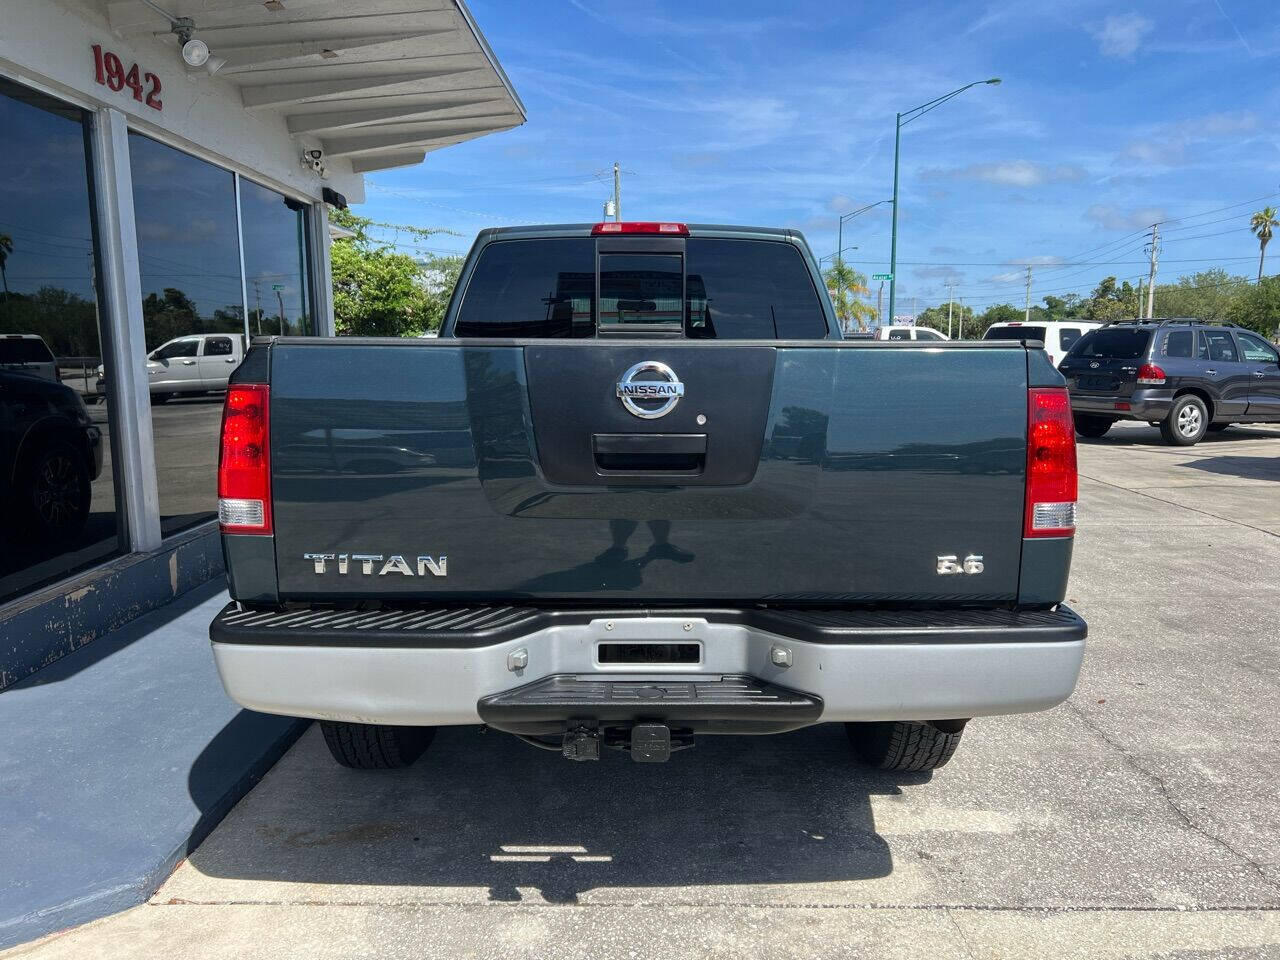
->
xmin=91 ymin=44 xmax=162 ymax=110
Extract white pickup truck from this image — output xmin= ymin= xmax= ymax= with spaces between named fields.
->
xmin=97 ymin=333 xmax=245 ymax=402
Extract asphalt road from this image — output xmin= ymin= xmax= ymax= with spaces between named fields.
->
xmin=10 ymin=421 xmax=1280 ymax=959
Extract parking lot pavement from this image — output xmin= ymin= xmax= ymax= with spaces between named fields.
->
xmin=8 ymin=422 xmax=1280 ymax=959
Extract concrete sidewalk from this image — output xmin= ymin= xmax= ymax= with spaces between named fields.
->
xmin=0 ymin=580 xmax=305 ymax=950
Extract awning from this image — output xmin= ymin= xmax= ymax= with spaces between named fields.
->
xmin=101 ymin=0 xmax=526 ymax=174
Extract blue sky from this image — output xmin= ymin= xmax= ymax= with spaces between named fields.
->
xmin=359 ymin=0 xmax=1280 ymax=316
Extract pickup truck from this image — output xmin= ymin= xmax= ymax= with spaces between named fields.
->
xmin=96 ymin=332 xmax=245 ymax=403
xmin=209 ymin=221 xmax=1087 ymax=773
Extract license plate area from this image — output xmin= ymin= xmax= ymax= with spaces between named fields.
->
xmin=597 ymin=642 xmax=701 ymax=665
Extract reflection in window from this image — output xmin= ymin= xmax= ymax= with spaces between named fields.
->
xmin=599 ymin=254 xmax=683 ymax=332
xmin=129 ymin=133 xmax=246 ymax=535
xmin=0 ymin=78 xmax=121 ymax=603
xmin=240 ymin=178 xmax=313 ymax=336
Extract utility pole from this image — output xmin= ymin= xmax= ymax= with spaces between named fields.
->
xmin=876 ymin=281 xmax=884 ymax=325
xmin=958 ymin=298 xmax=965 ymax=339
xmin=911 ymin=295 xmax=917 ymax=322
xmin=1145 ymin=224 xmax=1160 ymax=318
xmin=1024 ymin=265 xmax=1033 ymax=322
xmin=946 ymin=281 xmax=955 ymax=339
xmin=1135 ymin=278 xmax=1143 ymax=318
xmin=612 ymin=162 xmax=621 ymax=222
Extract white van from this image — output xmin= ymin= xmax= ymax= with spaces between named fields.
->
xmin=874 ymin=326 xmax=950 ymax=342
xmin=982 ymin=321 xmax=1100 ymax=368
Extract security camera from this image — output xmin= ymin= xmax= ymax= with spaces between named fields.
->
xmin=301 ymin=148 xmax=327 ymax=178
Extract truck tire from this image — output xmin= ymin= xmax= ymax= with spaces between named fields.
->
xmin=14 ymin=438 xmax=92 ymax=541
xmin=320 ymin=721 xmax=435 ymax=769
xmin=1159 ymin=395 xmax=1208 ymax=446
xmin=846 ymin=720 xmax=964 ymax=772
xmin=1073 ymin=414 xmax=1113 ymax=438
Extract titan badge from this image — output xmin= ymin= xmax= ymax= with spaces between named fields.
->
xmin=303 ymin=553 xmax=447 ymax=577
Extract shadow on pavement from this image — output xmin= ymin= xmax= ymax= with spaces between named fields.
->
xmin=187 ymin=723 xmax=906 ymax=903
xmin=1181 ymin=455 xmax=1280 ymax=483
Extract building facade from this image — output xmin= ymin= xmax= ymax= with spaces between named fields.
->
xmin=0 ymin=0 xmax=522 ymax=677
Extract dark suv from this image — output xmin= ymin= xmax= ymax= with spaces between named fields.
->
xmin=1059 ymin=319 xmax=1280 ymax=446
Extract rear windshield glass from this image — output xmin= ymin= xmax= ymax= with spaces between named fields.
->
xmin=455 ymin=239 xmax=596 ymax=338
xmin=453 ymin=237 xmax=827 ymax=339
xmin=0 ymin=338 xmax=54 ymax=363
xmin=983 ymin=325 xmax=1046 ymax=343
xmin=685 ymin=239 xmax=825 ymax=339
xmin=1069 ymin=328 xmax=1152 ymax=359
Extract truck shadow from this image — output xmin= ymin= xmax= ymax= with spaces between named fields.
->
xmin=187 ymin=722 xmax=904 ymax=902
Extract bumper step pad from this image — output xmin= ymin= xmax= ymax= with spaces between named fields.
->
xmin=478 ymin=674 xmax=823 ymax=736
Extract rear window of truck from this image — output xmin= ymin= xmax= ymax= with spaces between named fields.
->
xmin=453 ymin=237 xmax=827 ymax=339
xmin=0 ymin=337 xmax=54 ymax=363
xmin=983 ymin=325 xmax=1046 ymax=343
xmin=1069 ymin=329 xmax=1152 ymax=359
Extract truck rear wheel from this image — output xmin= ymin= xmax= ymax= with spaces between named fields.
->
xmin=846 ymin=720 xmax=965 ymax=772
xmin=319 ymin=721 xmax=435 ymax=769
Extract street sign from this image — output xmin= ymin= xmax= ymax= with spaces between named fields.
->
xmin=271 ymin=284 xmax=284 ymax=290
xmin=892 ymin=315 xmax=914 ymax=326
xmin=872 ymin=273 xmax=892 ymax=280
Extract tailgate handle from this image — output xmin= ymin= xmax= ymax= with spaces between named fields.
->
xmin=592 ymin=433 xmax=707 ymax=474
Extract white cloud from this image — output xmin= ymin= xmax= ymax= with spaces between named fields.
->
xmin=1084 ymin=204 xmax=1167 ymax=230
xmin=929 ymin=161 xmax=1087 ymax=187
xmin=1090 ymin=13 xmax=1155 ymax=58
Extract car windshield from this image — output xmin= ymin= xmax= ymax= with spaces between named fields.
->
xmin=983 ymin=325 xmax=1046 ymax=343
xmin=1069 ymin=328 xmax=1152 ymax=360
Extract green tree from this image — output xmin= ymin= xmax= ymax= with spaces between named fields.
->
xmin=915 ymin=301 xmax=974 ymax=337
xmin=0 ymin=233 xmax=12 ymax=296
xmin=1151 ymin=269 xmax=1248 ymax=322
xmin=821 ymin=258 xmax=876 ymax=333
xmin=1081 ymin=276 xmax=1139 ymax=323
xmin=1226 ymin=276 xmax=1280 ymax=338
xmin=1250 ymin=207 xmax=1278 ymax=282
xmin=329 ymin=209 xmax=458 ymax=337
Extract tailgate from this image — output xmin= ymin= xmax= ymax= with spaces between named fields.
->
xmin=268 ymin=340 xmax=1028 ymax=603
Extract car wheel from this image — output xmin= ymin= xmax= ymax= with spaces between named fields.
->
xmin=320 ymin=721 xmax=435 ymax=769
xmin=1160 ymin=395 xmax=1209 ymax=446
xmin=16 ymin=439 xmax=92 ymax=540
xmin=846 ymin=720 xmax=965 ymax=772
xmin=1207 ymin=423 xmax=1231 ymax=433
xmin=1073 ymin=414 xmax=1113 ymax=438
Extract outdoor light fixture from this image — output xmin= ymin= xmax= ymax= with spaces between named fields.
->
xmin=181 ymin=36 xmax=210 ymax=67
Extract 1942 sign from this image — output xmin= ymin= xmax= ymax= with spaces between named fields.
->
xmin=91 ymin=44 xmax=162 ymax=111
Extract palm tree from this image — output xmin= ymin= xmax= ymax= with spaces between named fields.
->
xmin=822 ymin=258 xmax=876 ymax=333
xmin=1250 ymin=207 xmax=1278 ymax=282
xmin=0 ymin=233 xmax=12 ymax=296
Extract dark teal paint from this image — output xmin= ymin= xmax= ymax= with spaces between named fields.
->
xmin=260 ymin=340 xmax=1038 ymax=604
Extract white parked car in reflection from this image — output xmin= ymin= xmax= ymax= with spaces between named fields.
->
xmin=96 ymin=333 xmax=246 ymax=402
xmin=874 ymin=325 xmax=950 ymax=341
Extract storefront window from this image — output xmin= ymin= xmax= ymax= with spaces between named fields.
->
xmin=0 ymin=78 xmax=121 ymax=603
xmin=128 ymin=133 xmax=246 ymax=535
xmin=240 ymin=178 xmax=313 ymax=336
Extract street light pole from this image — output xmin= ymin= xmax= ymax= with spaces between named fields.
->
xmin=887 ymin=77 xmax=1000 ymax=326
xmin=831 ymin=200 xmax=892 ymax=330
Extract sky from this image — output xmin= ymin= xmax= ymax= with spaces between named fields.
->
xmin=358 ymin=0 xmax=1280 ymax=318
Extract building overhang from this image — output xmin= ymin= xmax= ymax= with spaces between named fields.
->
xmin=99 ymin=0 xmax=525 ymax=175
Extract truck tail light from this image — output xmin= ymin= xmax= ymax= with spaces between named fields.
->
xmin=1136 ymin=362 xmax=1166 ymax=385
xmin=1025 ymin=387 xmax=1076 ymax=538
xmin=218 ymin=384 xmax=272 ymax=534
xmin=591 ymin=222 xmax=689 ymax=235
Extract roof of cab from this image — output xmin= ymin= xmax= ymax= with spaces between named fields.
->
xmin=474 ymin=223 xmax=800 ymax=243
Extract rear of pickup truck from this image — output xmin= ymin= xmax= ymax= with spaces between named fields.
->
xmin=209 ymin=222 xmax=1086 ymax=771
